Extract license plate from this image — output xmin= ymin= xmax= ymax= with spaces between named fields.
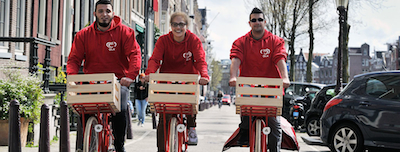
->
xmin=293 ymin=112 xmax=299 ymax=117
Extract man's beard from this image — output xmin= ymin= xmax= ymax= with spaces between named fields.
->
xmin=96 ymin=16 xmax=113 ymax=27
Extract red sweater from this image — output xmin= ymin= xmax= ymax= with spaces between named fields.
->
xmin=67 ymin=16 xmax=141 ymax=80
xmin=146 ymin=30 xmax=209 ymax=79
xmin=230 ymin=29 xmax=287 ymax=78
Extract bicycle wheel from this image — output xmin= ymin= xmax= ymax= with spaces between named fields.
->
xmin=83 ymin=116 xmax=99 ymax=152
xmin=168 ymin=117 xmax=178 ymax=152
xmin=254 ymin=119 xmax=262 ymax=152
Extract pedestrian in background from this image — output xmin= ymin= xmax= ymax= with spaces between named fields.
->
xmin=135 ymin=73 xmax=148 ymax=127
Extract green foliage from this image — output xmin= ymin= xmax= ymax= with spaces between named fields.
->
xmin=154 ymin=24 xmax=162 ymax=44
xmin=53 ymin=67 xmax=67 ymax=105
xmin=0 ymin=62 xmax=44 ymax=124
xmin=210 ymin=60 xmax=222 ymax=91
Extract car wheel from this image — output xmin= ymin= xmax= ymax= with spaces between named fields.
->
xmin=329 ymin=123 xmax=364 ymax=152
xmin=306 ymin=117 xmax=320 ymax=136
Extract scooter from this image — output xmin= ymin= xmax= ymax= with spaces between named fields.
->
xmin=289 ymin=99 xmax=305 ymax=130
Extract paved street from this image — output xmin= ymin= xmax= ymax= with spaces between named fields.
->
xmin=0 ymin=104 xmax=330 ymax=152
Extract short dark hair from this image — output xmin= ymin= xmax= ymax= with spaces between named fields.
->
xmin=249 ymin=7 xmax=265 ymax=20
xmin=95 ymin=0 xmax=113 ymax=11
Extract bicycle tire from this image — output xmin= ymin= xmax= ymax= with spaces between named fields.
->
xmin=254 ymin=119 xmax=262 ymax=152
xmin=83 ymin=116 xmax=99 ymax=152
xmin=168 ymin=117 xmax=178 ymax=152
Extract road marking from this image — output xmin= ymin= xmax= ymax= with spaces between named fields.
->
xmin=125 ymin=130 xmax=154 ymax=146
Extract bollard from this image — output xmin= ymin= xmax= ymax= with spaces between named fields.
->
xmin=9 ymin=99 xmax=21 ymax=152
xmin=39 ymin=104 xmax=50 ymax=152
xmin=126 ymin=105 xmax=133 ymax=139
xmin=60 ymin=100 xmax=70 ymax=152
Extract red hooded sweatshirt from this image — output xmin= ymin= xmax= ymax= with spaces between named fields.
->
xmin=145 ymin=30 xmax=209 ymax=79
xmin=230 ymin=29 xmax=287 ymax=78
xmin=67 ymin=16 xmax=141 ymax=80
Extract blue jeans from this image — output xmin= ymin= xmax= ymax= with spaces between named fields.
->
xmin=135 ymin=99 xmax=148 ymax=124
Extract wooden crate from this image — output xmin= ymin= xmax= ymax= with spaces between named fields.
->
xmin=67 ymin=73 xmax=121 ymax=114
xmin=235 ymin=77 xmax=283 ymax=116
xmin=148 ymin=73 xmax=200 ymax=114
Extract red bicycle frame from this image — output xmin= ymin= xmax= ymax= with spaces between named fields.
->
xmin=72 ymin=102 xmax=117 ymax=152
xmin=240 ymin=105 xmax=278 ymax=152
xmin=153 ymin=102 xmax=194 ymax=152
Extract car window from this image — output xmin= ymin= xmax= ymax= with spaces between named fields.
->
xmin=366 ymin=76 xmax=400 ymax=100
xmin=366 ymin=78 xmax=387 ymax=97
xmin=285 ymin=85 xmax=294 ymax=95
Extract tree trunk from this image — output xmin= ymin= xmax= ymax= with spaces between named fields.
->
xmin=342 ymin=8 xmax=350 ymax=83
xmin=306 ymin=0 xmax=314 ymax=83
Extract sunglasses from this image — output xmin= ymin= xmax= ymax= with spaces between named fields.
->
xmin=250 ymin=18 xmax=264 ymax=22
xmin=171 ymin=22 xmax=187 ymax=28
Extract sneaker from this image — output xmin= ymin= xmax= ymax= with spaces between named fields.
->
xmin=187 ymin=127 xmax=198 ymax=145
xmin=141 ymin=123 xmax=144 ymax=127
xmin=137 ymin=121 xmax=141 ymax=126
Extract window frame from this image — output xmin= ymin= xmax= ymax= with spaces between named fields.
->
xmin=0 ymin=0 xmax=10 ymax=52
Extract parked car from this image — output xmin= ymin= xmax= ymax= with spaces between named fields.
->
xmin=320 ymin=71 xmax=400 ymax=151
xmin=304 ymin=83 xmax=347 ymax=136
xmin=283 ymin=82 xmax=325 ymax=120
xmin=222 ymin=95 xmax=231 ymax=105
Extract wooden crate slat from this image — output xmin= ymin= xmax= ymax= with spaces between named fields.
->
xmin=236 ymin=87 xmax=282 ymax=96
xmin=149 ymin=83 xmax=198 ymax=93
xmin=67 ymin=73 xmax=116 ymax=82
xmin=113 ymin=81 xmax=121 ymax=112
xmin=236 ymin=77 xmax=283 ymax=86
xmin=235 ymin=97 xmax=282 ymax=107
xmin=67 ymin=83 xmax=113 ymax=93
xmin=67 ymin=94 xmax=113 ymax=104
xmin=148 ymin=94 xmax=198 ymax=104
xmin=149 ymin=73 xmax=199 ymax=82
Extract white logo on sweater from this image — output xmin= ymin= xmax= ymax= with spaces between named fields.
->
xmin=260 ymin=48 xmax=270 ymax=58
xmin=183 ymin=51 xmax=193 ymax=61
xmin=106 ymin=42 xmax=117 ymax=51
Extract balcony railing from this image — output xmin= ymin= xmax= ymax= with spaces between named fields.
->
xmin=0 ymin=37 xmax=58 ymax=93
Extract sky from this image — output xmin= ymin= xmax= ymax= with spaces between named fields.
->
xmin=197 ymin=0 xmax=400 ymax=60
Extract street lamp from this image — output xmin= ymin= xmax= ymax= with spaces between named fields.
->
xmin=335 ymin=0 xmax=349 ymax=94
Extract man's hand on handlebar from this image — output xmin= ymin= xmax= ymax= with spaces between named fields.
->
xmin=229 ymin=77 xmax=237 ymax=87
xmin=199 ymin=77 xmax=209 ymax=85
xmin=120 ymin=77 xmax=134 ymax=87
xmin=283 ymin=77 xmax=290 ymax=89
xmin=144 ymin=75 xmax=150 ymax=82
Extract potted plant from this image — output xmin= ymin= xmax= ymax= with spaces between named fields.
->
xmin=0 ymin=63 xmax=44 ymax=146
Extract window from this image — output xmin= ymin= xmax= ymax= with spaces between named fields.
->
xmin=366 ymin=75 xmax=400 ymax=100
xmin=51 ymin=0 xmax=60 ymax=43
xmin=0 ymin=0 xmax=10 ymax=49
xmin=15 ymin=0 xmax=26 ymax=53
xmin=366 ymin=78 xmax=387 ymax=98
xmin=38 ymin=0 xmax=47 ymax=38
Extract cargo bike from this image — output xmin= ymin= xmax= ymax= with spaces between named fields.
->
xmin=67 ymin=73 xmax=121 ymax=152
xmin=225 ymin=77 xmax=283 ymax=152
xmin=148 ymin=73 xmax=201 ymax=152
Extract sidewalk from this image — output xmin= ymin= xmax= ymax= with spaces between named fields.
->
xmin=0 ymin=115 xmax=153 ymax=152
